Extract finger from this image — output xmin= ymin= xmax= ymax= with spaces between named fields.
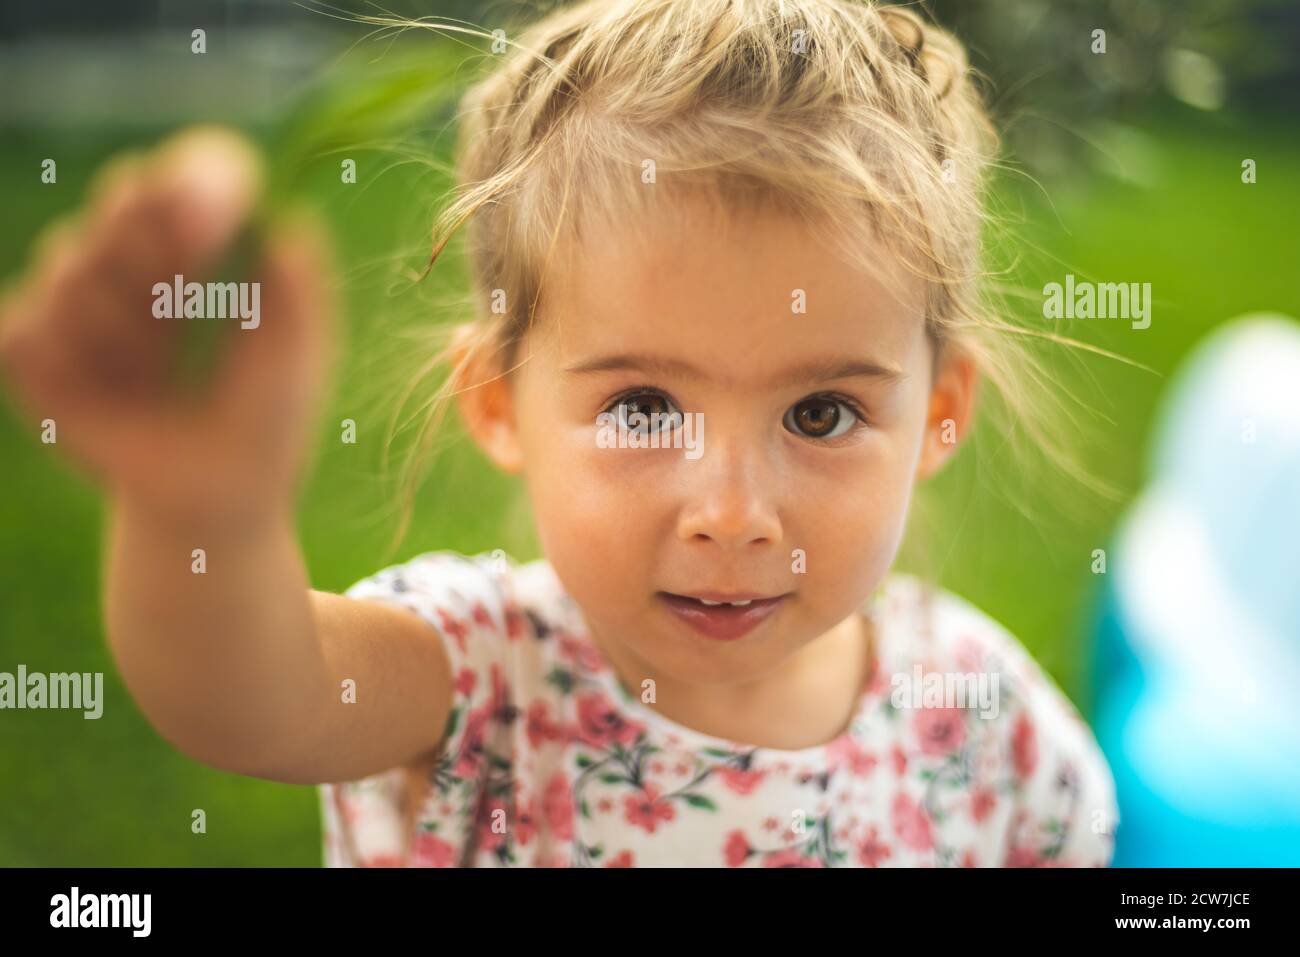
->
xmin=215 ymin=212 xmax=335 ymax=430
xmin=145 ymin=125 xmax=264 ymax=274
xmin=82 ymin=126 xmax=264 ymax=328
xmin=28 ymin=215 xmax=80 ymax=269
xmin=80 ymin=172 xmax=187 ymax=383
xmin=67 ymin=126 xmax=263 ymax=342
xmin=27 ymin=220 xmax=165 ymax=399
xmin=0 ymin=279 xmax=90 ymax=426
xmin=36 ymin=128 xmax=265 ymax=397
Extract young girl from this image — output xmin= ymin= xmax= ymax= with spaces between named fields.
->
xmin=0 ymin=0 xmax=1118 ymax=867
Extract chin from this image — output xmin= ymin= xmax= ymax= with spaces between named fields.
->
xmin=666 ymin=641 xmax=792 ymax=684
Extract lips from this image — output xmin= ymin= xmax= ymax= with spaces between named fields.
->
xmin=658 ymin=592 xmax=788 ymax=642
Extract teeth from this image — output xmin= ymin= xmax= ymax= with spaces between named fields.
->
xmin=696 ymin=598 xmax=752 ymax=607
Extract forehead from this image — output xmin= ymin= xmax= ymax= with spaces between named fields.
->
xmin=532 ymin=193 xmax=929 ymax=383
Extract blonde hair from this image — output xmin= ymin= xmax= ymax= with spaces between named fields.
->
xmin=371 ymin=0 xmax=1118 ymax=556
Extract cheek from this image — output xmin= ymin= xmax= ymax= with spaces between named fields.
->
xmin=525 ymin=429 xmax=662 ymax=530
xmin=519 ymin=429 xmax=665 ymax=609
xmin=799 ymin=461 xmax=914 ymax=587
xmin=788 ymin=419 xmax=925 ymax=596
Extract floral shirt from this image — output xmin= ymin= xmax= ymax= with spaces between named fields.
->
xmin=318 ymin=551 xmax=1118 ymax=867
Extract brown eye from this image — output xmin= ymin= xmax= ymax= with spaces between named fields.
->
xmin=784 ymin=396 xmax=859 ymax=439
xmin=612 ymin=392 xmax=682 ymax=434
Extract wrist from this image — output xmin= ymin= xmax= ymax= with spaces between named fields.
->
xmin=110 ymin=485 xmax=296 ymax=545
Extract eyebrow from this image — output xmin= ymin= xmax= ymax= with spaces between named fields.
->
xmin=563 ymin=352 xmax=906 ymax=388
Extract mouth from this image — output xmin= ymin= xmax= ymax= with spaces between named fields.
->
xmin=657 ymin=591 xmax=789 ymax=641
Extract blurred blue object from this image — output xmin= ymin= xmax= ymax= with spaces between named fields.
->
xmin=1091 ymin=313 xmax=1300 ymax=867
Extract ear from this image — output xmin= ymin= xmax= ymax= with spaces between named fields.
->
xmin=450 ymin=323 xmax=525 ymax=474
xmin=915 ymin=344 xmax=979 ymax=481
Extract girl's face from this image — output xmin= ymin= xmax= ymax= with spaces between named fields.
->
xmin=460 ymin=195 xmax=976 ymax=690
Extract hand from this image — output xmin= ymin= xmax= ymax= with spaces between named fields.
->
xmin=0 ymin=126 xmax=334 ymax=527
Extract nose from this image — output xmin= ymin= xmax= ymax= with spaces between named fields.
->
xmin=675 ymin=435 xmax=783 ymax=549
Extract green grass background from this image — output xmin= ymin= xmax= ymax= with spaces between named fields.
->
xmin=1 ymin=91 xmax=1296 ymax=864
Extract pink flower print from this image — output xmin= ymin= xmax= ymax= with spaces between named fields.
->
xmin=361 ymin=853 xmax=404 ymax=868
xmin=488 ymin=663 xmax=510 ymax=713
xmin=891 ymin=744 xmax=908 ymax=776
xmin=543 ymin=772 xmax=575 ymax=841
xmin=961 ymin=849 xmax=978 ymax=868
xmin=716 ymin=766 xmax=768 ymax=796
xmin=453 ymin=667 xmax=477 ymax=698
xmin=597 ymin=797 xmax=615 ymax=814
xmin=526 ymin=700 xmax=562 ymax=750
xmin=913 ymin=706 xmax=967 ymax=756
xmin=856 ymin=826 xmax=892 ymax=867
xmin=436 ymin=609 xmax=469 ymax=654
xmin=513 ymin=794 xmax=538 ymax=848
xmin=1011 ymin=712 xmax=1038 ymax=780
xmin=764 ymin=848 xmax=824 ymax=867
xmin=724 ymin=830 xmax=753 ymax=867
xmin=605 ymin=850 xmax=635 ymax=867
xmin=865 ymin=658 xmax=890 ymax=696
xmin=827 ymin=736 xmax=878 ymax=775
xmin=411 ymin=829 xmax=457 ymax=867
xmin=504 ymin=605 xmax=527 ymax=641
xmin=337 ymin=794 xmax=363 ymax=824
xmin=470 ymin=601 xmax=494 ymax=630
xmin=1005 ymin=845 xmax=1049 ymax=867
xmin=474 ymin=795 xmax=511 ymax=853
xmin=574 ymin=691 xmax=644 ymax=749
xmin=891 ymin=792 xmax=935 ymax=851
xmin=624 ymin=783 xmax=676 ymax=834
xmin=452 ymin=708 xmax=490 ymax=777
xmin=970 ymin=786 xmax=998 ymax=823
xmin=558 ymin=632 xmax=606 ymax=673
